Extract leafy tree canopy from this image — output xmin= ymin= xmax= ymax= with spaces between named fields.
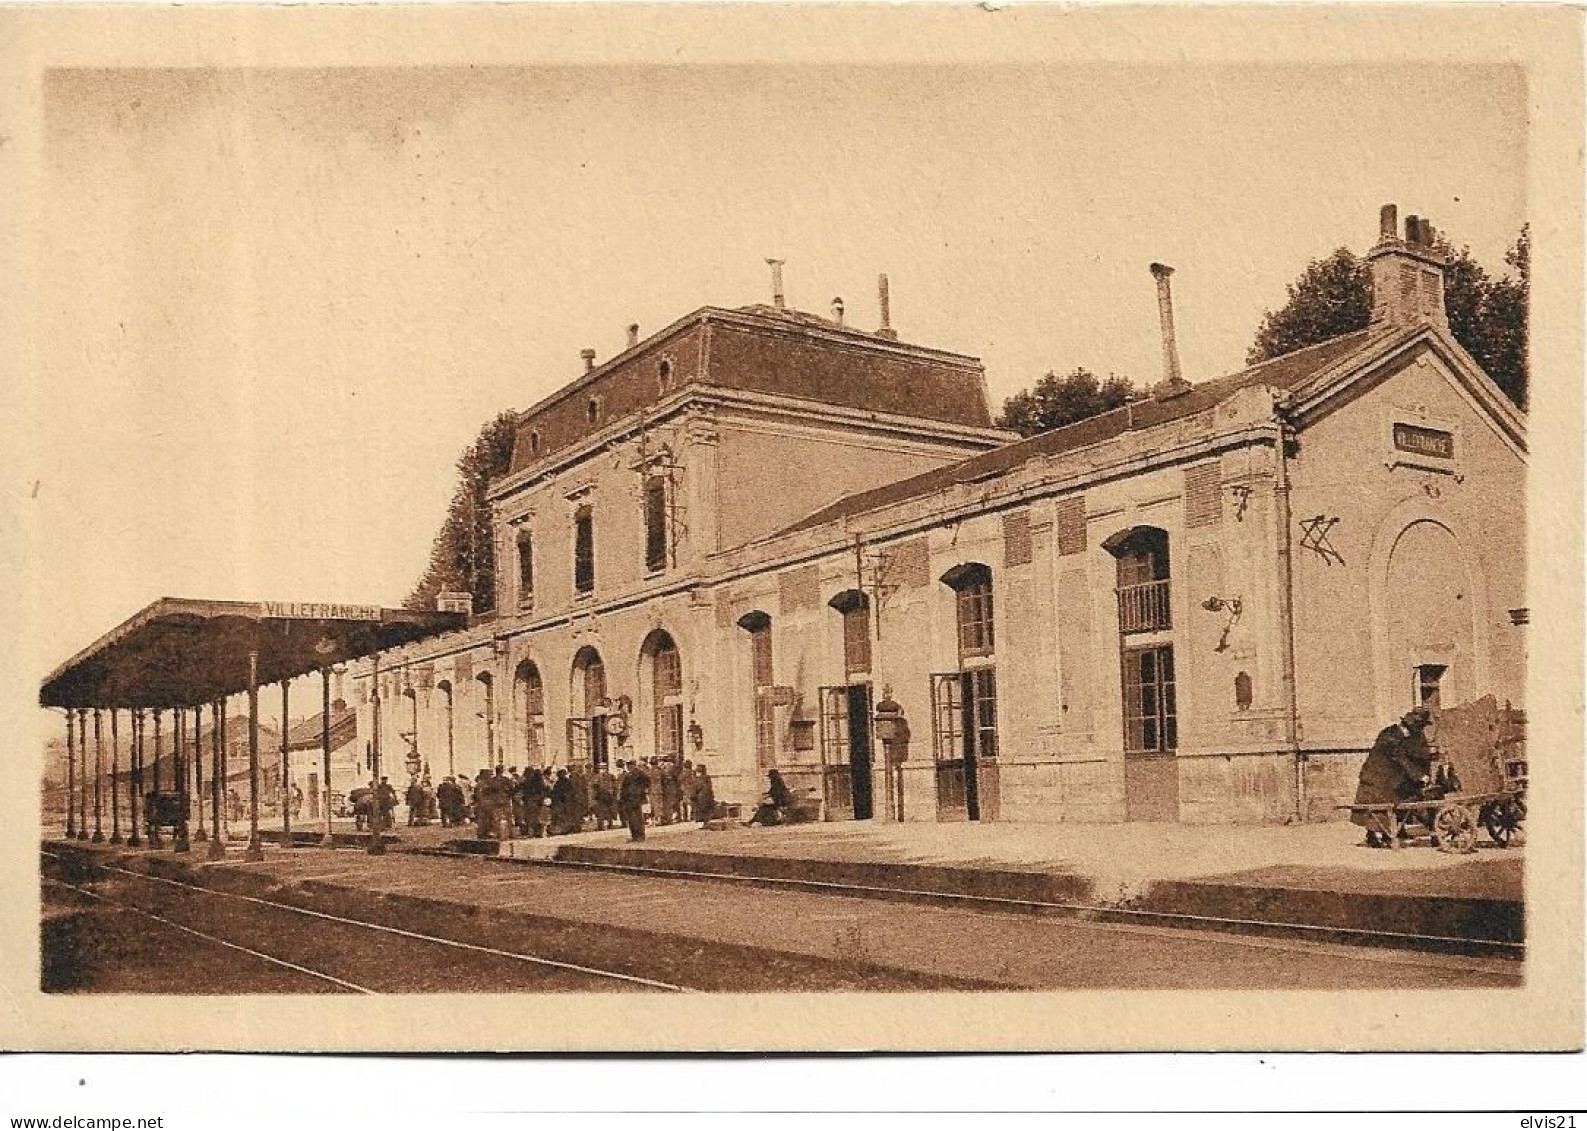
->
xmin=1247 ymin=225 xmax=1528 ymax=409
xmin=997 ymin=367 xmax=1139 ymax=438
xmin=403 ymin=410 xmax=520 ymax=613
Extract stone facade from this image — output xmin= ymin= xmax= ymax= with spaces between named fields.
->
xmin=351 ymin=209 xmax=1527 ymax=825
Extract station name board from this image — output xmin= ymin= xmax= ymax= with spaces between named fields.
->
xmin=1392 ymin=422 xmax=1455 ymax=460
xmin=259 ymin=601 xmax=382 ymax=622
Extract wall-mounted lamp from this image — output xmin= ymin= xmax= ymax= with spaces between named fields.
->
xmin=1201 ymin=595 xmax=1244 ymax=653
xmin=687 ymin=720 xmax=705 ymax=750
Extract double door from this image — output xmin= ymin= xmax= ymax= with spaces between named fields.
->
xmin=819 ymin=683 xmax=875 ymax=820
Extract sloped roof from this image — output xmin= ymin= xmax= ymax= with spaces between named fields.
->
xmin=504 ymin=304 xmax=994 ymax=477
xmin=285 ymin=699 xmax=358 ymax=751
xmin=771 ymin=327 xmax=1390 ymax=539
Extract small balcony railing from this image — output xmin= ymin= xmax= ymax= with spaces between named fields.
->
xmin=1117 ymin=579 xmax=1172 ymax=635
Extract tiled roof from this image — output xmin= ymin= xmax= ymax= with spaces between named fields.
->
xmin=505 ymin=305 xmax=994 ymax=476
xmin=285 ymin=700 xmax=357 ymax=750
xmin=771 ymin=328 xmax=1389 ymax=538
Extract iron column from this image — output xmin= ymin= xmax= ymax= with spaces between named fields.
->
xmin=110 ymin=709 xmax=122 ymax=844
xmin=128 ymin=709 xmax=143 ymax=848
xmin=321 ymin=667 xmax=334 ymax=846
xmin=246 ymin=651 xmax=262 ymax=860
xmin=148 ymin=709 xmax=163 ymax=847
xmin=76 ymin=711 xmax=89 ymax=840
xmin=64 ymin=709 xmax=75 ymax=839
xmin=207 ymin=699 xmax=225 ymax=860
xmin=281 ymin=679 xmax=292 ymax=842
xmin=173 ymin=706 xmax=189 ymax=853
xmin=368 ymin=651 xmax=385 ymax=855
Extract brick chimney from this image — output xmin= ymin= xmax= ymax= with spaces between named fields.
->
xmin=875 ymin=273 xmax=898 ymax=340
xmin=580 ymin=348 xmax=597 ymax=372
xmin=830 ymin=296 xmax=845 ymax=325
xmin=1149 ymin=262 xmax=1192 ymax=399
xmin=626 ymin=324 xmax=640 ymax=350
xmin=766 ymin=259 xmax=786 ymax=309
xmin=1366 ymin=203 xmax=1449 ymax=330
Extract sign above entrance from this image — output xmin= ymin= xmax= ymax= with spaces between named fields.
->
xmin=259 ymin=601 xmax=382 ymax=622
xmin=1392 ymin=423 xmax=1455 ymax=460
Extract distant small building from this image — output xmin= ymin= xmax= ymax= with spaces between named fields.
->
xmin=284 ymin=698 xmax=360 ymax=818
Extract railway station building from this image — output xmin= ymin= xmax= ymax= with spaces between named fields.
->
xmin=350 ymin=205 xmax=1527 ymax=825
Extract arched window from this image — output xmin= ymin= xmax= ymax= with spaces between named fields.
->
xmin=402 ymin=687 xmax=421 ymax=777
xmin=933 ymin=564 xmax=998 ymax=821
xmin=570 ymin=646 xmax=609 ymax=770
xmin=475 ymin=671 xmax=496 ymax=767
xmin=738 ymin=611 xmax=775 ymax=768
xmin=1105 ymin=526 xmax=1172 ymax=635
xmin=436 ymin=679 xmax=455 ymax=778
xmin=941 ymin=562 xmax=995 ymax=660
xmin=641 ymin=630 xmax=684 ymax=761
xmin=514 ymin=660 xmax=545 ymax=767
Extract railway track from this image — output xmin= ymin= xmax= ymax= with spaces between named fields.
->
xmin=41 ymin=849 xmax=691 ymax=993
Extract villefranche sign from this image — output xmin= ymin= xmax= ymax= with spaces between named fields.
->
xmin=1392 ymin=422 xmax=1455 ymax=460
xmin=259 ymin=601 xmax=382 ymax=622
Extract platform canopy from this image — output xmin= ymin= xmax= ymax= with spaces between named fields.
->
xmin=39 ymin=598 xmax=467 ymax=710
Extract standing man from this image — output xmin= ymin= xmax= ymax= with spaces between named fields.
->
xmin=1352 ymin=707 xmax=1436 ymax=847
xmin=617 ymin=758 xmax=652 ymax=843
xmin=521 ymin=765 xmax=548 ymax=838
xmin=691 ymin=763 xmax=716 ymax=825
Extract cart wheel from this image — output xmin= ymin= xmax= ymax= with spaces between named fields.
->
xmin=1433 ymin=803 xmax=1478 ymax=854
xmin=1484 ymin=797 xmax=1526 ymax=847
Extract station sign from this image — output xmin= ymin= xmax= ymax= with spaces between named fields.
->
xmin=259 ymin=601 xmax=382 ymax=622
xmin=1392 ymin=422 xmax=1455 ymax=460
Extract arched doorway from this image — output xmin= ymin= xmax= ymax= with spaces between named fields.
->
xmin=475 ymin=672 xmax=496 ymax=768
xmin=932 ymin=563 xmax=998 ymax=821
xmin=639 ymin=630 xmax=685 ymax=763
xmin=1385 ymin=520 xmax=1476 ymax=712
xmin=570 ymin=647 xmax=610 ymax=771
xmin=821 ymin=590 xmax=875 ymax=820
xmin=514 ymin=659 xmax=546 ymax=769
xmin=435 ymin=680 xmax=455 ymax=778
xmin=401 ymin=687 xmax=422 ymax=780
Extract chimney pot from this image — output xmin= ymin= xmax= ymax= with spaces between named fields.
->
xmin=831 ymin=296 xmax=845 ymax=325
xmin=876 ymin=272 xmax=897 ymax=339
xmin=1379 ymin=203 xmax=1398 ymax=243
xmin=580 ymin=348 xmax=597 ymax=372
xmin=626 ymin=324 xmax=639 ymax=350
xmin=766 ymin=258 xmax=786 ymax=309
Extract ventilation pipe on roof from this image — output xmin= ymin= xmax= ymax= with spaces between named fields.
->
xmin=1149 ymin=262 xmax=1192 ymax=400
xmin=626 ymin=324 xmax=640 ymax=350
xmin=876 ymin=273 xmax=898 ymax=340
xmin=766 ymin=258 xmax=786 ymax=309
xmin=831 ymin=296 xmax=845 ymax=325
xmin=580 ymin=349 xmax=597 ymax=373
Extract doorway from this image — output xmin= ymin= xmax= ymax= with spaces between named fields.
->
xmin=819 ymin=683 xmax=874 ymax=820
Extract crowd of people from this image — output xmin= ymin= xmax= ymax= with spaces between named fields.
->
xmin=394 ymin=757 xmax=719 ymax=843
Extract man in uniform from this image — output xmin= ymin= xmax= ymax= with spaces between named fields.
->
xmin=618 ymin=758 xmax=652 ymax=842
xmin=1352 ymin=706 xmax=1436 ymax=847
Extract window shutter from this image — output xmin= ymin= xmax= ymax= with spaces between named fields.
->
xmin=1055 ymin=497 xmax=1087 ymax=556
xmin=1002 ymin=509 xmax=1032 ymax=567
xmin=1184 ymin=463 xmax=1221 ymax=528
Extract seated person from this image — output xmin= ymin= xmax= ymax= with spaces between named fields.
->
xmin=744 ymin=769 xmax=794 ymax=827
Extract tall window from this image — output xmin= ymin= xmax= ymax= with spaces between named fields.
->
xmin=942 ymin=563 xmax=995 ymax=660
xmin=516 ymin=661 xmax=545 ymax=766
xmin=476 ymin=672 xmax=496 ymax=768
xmin=1415 ymin=663 xmax=1447 ymax=710
xmin=647 ymin=632 xmax=684 ymax=760
xmin=573 ymin=505 xmax=595 ymax=595
xmin=437 ymin=680 xmax=455 ymax=778
xmin=828 ymin=590 xmax=871 ymax=677
xmin=1122 ymin=645 xmax=1177 ymax=753
xmin=516 ymin=528 xmax=534 ymax=608
xmin=739 ymin=611 xmax=775 ymax=768
xmin=1107 ymin=526 xmax=1171 ymax=635
xmin=644 ymin=477 xmax=668 ymax=573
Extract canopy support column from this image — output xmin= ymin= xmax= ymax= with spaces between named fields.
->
xmin=219 ymin=698 xmax=229 ymax=840
xmin=208 ymin=700 xmax=225 ymax=860
xmin=63 ymin=709 xmax=75 ymax=839
xmin=173 ymin=706 xmax=190 ymax=854
xmin=110 ymin=709 xmax=122 ymax=845
xmin=128 ymin=709 xmax=143 ymax=848
xmin=321 ymin=667 xmax=334 ymax=846
xmin=148 ymin=710 xmax=164 ymax=847
xmin=76 ymin=711 xmax=89 ymax=841
xmin=281 ymin=680 xmax=292 ymax=842
xmin=368 ymin=651 xmax=385 ymax=856
xmin=246 ymin=651 xmax=263 ymax=861
xmin=92 ymin=710 xmax=104 ymax=842
xmin=194 ymin=706 xmax=206 ymax=842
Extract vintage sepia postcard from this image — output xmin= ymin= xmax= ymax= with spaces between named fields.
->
xmin=0 ymin=3 xmax=1581 ymax=1053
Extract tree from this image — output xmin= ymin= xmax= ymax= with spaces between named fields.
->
xmin=1246 ymin=227 xmax=1529 ymax=408
xmin=997 ymin=367 xmax=1139 ymax=438
xmin=403 ymin=410 xmax=521 ymax=614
